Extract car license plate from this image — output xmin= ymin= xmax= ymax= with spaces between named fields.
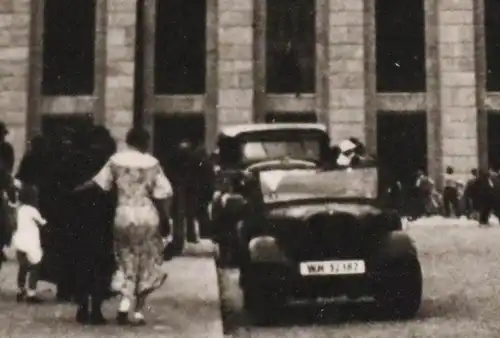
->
xmin=299 ymin=260 xmax=366 ymax=276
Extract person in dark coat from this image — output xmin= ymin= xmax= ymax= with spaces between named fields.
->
xmin=0 ymin=122 xmax=15 ymax=175
xmin=185 ymin=144 xmax=215 ymax=241
xmin=168 ymin=140 xmax=193 ymax=251
xmin=38 ymin=126 xmax=82 ymax=301
xmin=72 ymin=125 xmax=117 ymax=325
xmin=16 ymin=135 xmax=49 ymax=189
xmin=475 ymin=168 xmax=495 ymax=226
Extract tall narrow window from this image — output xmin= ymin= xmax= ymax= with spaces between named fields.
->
xmin=375 ymin=0 xmax=426 ymax=92
xmin=266 ymin=0 xmax=316 ymax=94
xmin=485 ymin=0 xmax=500 ymax=91
xmin=42 ymin=0 xmax=96 ymax=95
xmin=155 ymin=0 xmax=206 ymax=94
xmin=265 ymin=112 xmax=317 ymax=123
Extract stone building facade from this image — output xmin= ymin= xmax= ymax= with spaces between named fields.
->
xmin=0 ymin=0 xmax=498 ymax=186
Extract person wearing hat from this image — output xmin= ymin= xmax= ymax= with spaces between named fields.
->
xmin=336 ymin=139 xmax=358 ymax=167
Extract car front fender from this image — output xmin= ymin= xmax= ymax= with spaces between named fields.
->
xmin=373 ymin=231 xmax=418 ymax=261
xmin=248 ymin=236 xmax=288 ymax=263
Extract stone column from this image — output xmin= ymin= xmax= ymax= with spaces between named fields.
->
xmin=0 ymin=0 xmax=31 ymax=169
xmin=438 ymin=0 xmax=478 ymax=182
xmin=328 ymin=0 xmax=365 ymax=145
xmin=104 ymin=0 xmax=136 ymax=149
xmin=217 ymin=0 xmax=254 ymax=129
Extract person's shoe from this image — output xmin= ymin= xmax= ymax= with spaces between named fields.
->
xmin=76 ymin=307 xmax=90 ymax=325
xmin=16 ymin=290 xmax=26 ymax=303
xmin=131 ymin=312 xmax=147 ymax=326
xmin=25 ymin=295 xmax=44 ymax=304
xmin=116 ymin=311 xmax=130 ymax=326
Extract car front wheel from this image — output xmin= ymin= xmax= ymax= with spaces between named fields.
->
xmin=374 ymin=257 xmax=423 ymax=320
xmin=241 ymin=268 xmax=286 ymax=325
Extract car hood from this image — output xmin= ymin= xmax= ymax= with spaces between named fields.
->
xmin=266 ymin=200 xmax=383 ymax=221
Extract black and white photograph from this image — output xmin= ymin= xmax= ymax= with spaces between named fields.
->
xmin=0 ymin=0 xmax=498 ymax=337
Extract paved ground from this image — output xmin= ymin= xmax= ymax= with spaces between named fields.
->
xmin=0 ymin=240 xmax=223 ymax=338
xmin=219 ymin=219 xmax=500 ymax=338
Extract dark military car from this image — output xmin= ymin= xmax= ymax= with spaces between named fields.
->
xmin=235 ymin=164 xmax=422 ymax=322
xmin=209 ymin=123 xmax=335 ymax=264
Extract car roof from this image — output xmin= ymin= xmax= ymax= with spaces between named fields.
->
xmin=219 ymin=123 xmax=327 ymax=138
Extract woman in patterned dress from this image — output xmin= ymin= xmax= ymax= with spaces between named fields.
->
xmin=75 ymin=127 xmax=173 ymax=326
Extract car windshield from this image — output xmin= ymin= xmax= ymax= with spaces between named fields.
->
xmin=241 ymin=139 xmax=321 ymax=162
xmin=259 ymin=167 xmax=378 ymax=203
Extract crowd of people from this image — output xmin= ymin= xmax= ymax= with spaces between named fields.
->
xmin=0 ymin=121 xmax=214 ymax=327
xmin=391 ymin=166 xmax=500 ymax=226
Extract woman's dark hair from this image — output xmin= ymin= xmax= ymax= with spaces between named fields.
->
xmin=446 ymin=166 xmax=454 ymax=174
xmin=125 ymin=127 xmax=150 ymax=151
xmin=19 ymin=185 xmax=38 ymax=206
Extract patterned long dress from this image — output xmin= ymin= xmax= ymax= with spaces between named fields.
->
xmin=92 ymin=148 xmax=173 ymax=299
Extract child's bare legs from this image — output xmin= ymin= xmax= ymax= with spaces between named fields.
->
xmin=132 ymin=294 xmax=147 ymax=324
xmin=16 ymin=252 xmax=42 ymax=303
xmin=16 ymin=252 xmax=28 ymax=302
xmin=26 ymin=263 xmax=42 ymax=302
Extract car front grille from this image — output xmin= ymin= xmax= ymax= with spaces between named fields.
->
xmin=272 ymin=213 xmax=373 ymax=261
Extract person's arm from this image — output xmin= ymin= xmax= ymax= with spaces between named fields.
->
xmin=74 ymin=159 xmax=113 ymax=193
xmin=151 ymin=164 xmax=174 ymax=236
xmin=73 ymin=180 xmax=98 ymax=193
xmin=32 ymin=208 xmax=47 ymax=227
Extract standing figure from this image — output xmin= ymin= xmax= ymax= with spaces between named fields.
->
xmin=11 ymin=186 xmax=47 ymax=303
xmin=71 ymin=125 xmax=117 ymax=325
xmin=0 ymin=122 xmax=15 ymax=265
xmin=170 ymin=140 xmax=192 ymax=249
xmin=185 ymin=144 xmax=215 ymax=242
xmin=74 ymin=128 xmax=173 ymax=326
xmin=464 ymin=169 xmax=478 ymax=219
xmin=443 ymin=166 xmax=460 ymax=218
xmin=415 ymin=170 xmax=435 ymax=218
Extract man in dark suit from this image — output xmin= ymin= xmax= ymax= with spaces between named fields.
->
xmin=72 ymin=125 xmax=116 ymax=325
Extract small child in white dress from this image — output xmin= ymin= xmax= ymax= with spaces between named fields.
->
xmin=11 ymin=185 xmax=46 ymax=303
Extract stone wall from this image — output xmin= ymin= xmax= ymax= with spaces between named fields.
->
xmin=104 ymin=0 xmax=136 ymax=149
xmin=438 ymin=0 xmax=478 ymax=181
xmin=327 ymin=0 xmax=365 ymax=145
xmin=0 ymin=0 xmax=30 ymax=168
xmin=217 ymin=0 xmax=254 ymax=127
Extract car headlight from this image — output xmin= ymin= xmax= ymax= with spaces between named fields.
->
xmin=248 ymin=236 xmax=288 ymax=263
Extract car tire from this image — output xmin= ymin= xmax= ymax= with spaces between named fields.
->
xmin=241 ymin=268 xmax=285 ymax=325
xmin=375 ymin=257 xmax=422 ymax=320
xmin=242 ymin=285 xmax=285 ymax=325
